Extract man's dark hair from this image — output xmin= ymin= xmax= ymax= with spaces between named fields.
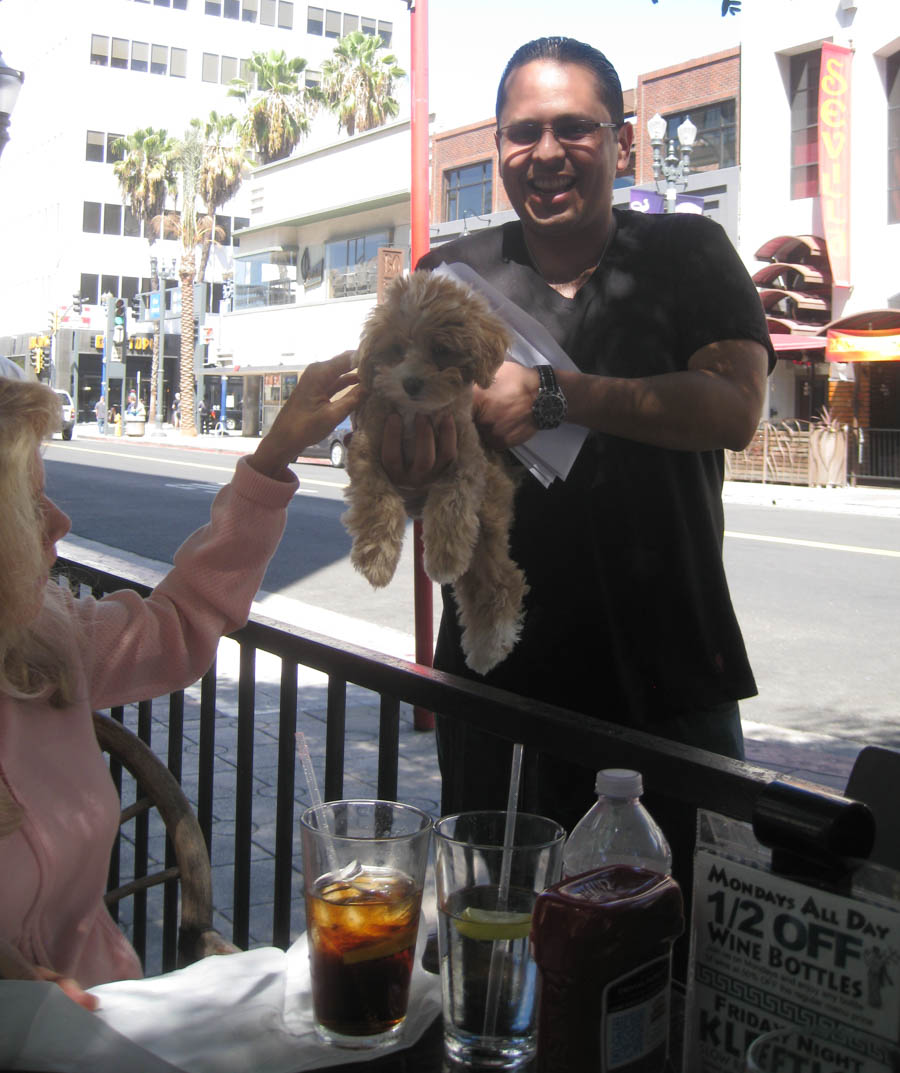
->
xmin=495 ymin=37 xmax=624 ymax=127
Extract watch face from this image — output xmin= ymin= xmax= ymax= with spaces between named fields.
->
xmin=533 ymin=391 xmax=566 ymax=430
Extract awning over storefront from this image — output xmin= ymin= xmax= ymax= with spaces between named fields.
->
xmin=826 ymin=329 xmax=900 ymax=362
xmin=753 ymin=234 xmax=826 ymax=263
xmin=771 ymin=334 xmax=828 ymax=352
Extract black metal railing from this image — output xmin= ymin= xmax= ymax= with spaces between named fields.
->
xmin=852 ymin=428 xmax=900 ymax=484
xmin=55 ymin=554 xmax=870 ymax=979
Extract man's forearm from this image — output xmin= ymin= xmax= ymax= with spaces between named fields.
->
xmin=557 ymin=340 xmax=768 ymax=452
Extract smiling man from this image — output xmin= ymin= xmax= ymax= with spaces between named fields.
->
xmin=409 ymin=38 xmax=775 ymax=831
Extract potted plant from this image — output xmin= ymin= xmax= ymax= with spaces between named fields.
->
xmin=809 ymin=406 xmax=848 ymax=487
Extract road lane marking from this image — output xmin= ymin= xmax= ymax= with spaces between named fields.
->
xmin=726 ymin=530 xmax=900 ymax=559
xmin=44 ymin=444 xmax=348 ymax=491
xmin=45 ymin=444 xmax=234 ymax=473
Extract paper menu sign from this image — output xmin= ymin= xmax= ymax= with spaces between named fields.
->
xmin=684 ymin=847 xmax=900 ymax=1073
xmin=432 ymin=261 xmax=589 ymax=487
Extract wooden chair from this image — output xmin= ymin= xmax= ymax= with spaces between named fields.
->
xmin=93 ymin=712 xmax=238 ymax=969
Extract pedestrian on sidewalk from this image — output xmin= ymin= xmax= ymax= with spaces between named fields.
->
xmin=388 ymin=36 xmax=776 ymax=832
xmin=0 ymin=353 xmax=360 ymax=1007
xmin=94 ymin=395 xmax=107 ymax=435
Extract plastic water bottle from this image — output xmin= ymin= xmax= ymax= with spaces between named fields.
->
xmin=562 ymin=768 xmax=672 ymax=878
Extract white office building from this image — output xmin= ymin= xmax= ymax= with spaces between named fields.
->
xmin=0 ymin=0 xmax=408 ymax=419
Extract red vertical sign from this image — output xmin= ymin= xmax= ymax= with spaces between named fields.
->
xmin=818 ymin=43 xmax=853 ymax=287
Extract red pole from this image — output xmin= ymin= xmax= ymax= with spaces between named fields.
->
xmin=409 ymin=0 xmax=434 ymax=732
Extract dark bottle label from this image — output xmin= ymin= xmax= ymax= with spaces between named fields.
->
xmin=602 ymin=953 xmax=671 ymax=1073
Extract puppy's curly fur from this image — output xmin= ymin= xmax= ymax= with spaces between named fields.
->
xmin=343 ymin=271 xmax=527 ymax=675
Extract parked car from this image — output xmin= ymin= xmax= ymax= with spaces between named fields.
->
xmin=54 ymin=389 xmax=75 ymax=441
xmin=302 ymin=417 xmax=353 ymax=467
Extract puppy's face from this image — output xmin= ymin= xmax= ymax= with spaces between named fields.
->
xmin=357 ymin=273 xmax=510 ymax=415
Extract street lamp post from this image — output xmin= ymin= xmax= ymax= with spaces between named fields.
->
xmin=647 ymin=111 xmax=698 ymax=212
xmin=150 ymin=255 xmax=177 ymax=430
xmin=0 ymin=49 xmax=25 ymax=161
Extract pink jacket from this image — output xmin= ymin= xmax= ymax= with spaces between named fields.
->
xmin=0 ymin=459 xmax=297 ymax=988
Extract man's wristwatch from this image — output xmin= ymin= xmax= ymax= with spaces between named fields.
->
xmin=531 ymin=364 xmax=567 ymax=430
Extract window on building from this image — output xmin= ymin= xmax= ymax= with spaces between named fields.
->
xmin=170 ymin=47 xmax=187 ymax=77
xmin=307 ymin=5 xmax=323 ymax=33
xmin=360 ymin=15 xmax=375 ymax=35
xmin=202 ymin=52 xmax=219 ymax=82
xmin=325 ymin=8 xmax=341 ymax=36
xmin=221 ymin=55 xmax=238 ymax=83
xmin=243 ymin=0 xmax=259 ymax=21
xmin=154 ymin=0 xmax=172 ymax=7
xmin=206 ymin=1 xmax=222 ymax=13
xmin=83 ymin=202 xmax=102 ymax=233
xmin=377 ymin=20 xmax=391 ymax=47
xmin=122 ymin=276 xmax=140 ymax=303
xmin=224 ymin=0 xmax=240 ymax=17
xmin=131 ymin=40 xmax=149 ymax=71
xmin=80 ymin=274 xmax=100 ymax=305
xmin=86 ymin=130 xmax=105 ymax=162
xmin=124 ymin=206 xmax=142 ymax=237
xmin=151 ymin=43 xmax=168 ymax=75
xmin=174 ymin=0 xmax=187 ymax=8
xmin=443 ymin=161 xmax=492 ymax=221
xmin=90 ymin=35 xmax=109 ymax=66
xmin=215 ymin=214 xmax=232 ymax=243
xmin=240 ymin=57 xmax=254 ymax=83
xmin=661 ymin=100 xmax=736 ymax=172
xmin=103 ymin=204 xmax=123 ymax=235
xmin=107 ymin=133 xmax=124 ymax=162
xmin=305 ymin=68 xmax=321 ymax=89
xmin=233 ymin=216 xmax=250 ymax=247
xmin=260 ymin=0 xmax=276 ymax=24
xmin=278 ymin=0 xmax=293 ymax=28
xmin=325 ymin=228 xmax=391 ymax=297
xmin=101 ymin=274 xmax=120 ymax=298
xmin=790 ymin=49 xmax=820 ymax=200
xmin=889 ymin=53 xmax=900 ymax=225
xmin=111 ymin=37 xmax=129 ymax=69
xmin=343 ymin=12 xmax=358 ymax=34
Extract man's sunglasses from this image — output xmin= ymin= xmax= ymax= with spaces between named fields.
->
xmin=498 ymin=119 xmax=620 ymax=147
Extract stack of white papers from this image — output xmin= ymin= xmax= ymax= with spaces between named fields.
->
xmin=433 ymin=262 xmax=588 ymax=487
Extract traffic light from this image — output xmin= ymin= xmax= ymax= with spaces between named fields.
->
xmin=48 ymin=310 xmax=59 ymax=334
xmin=114 ymin=298 xmax=127 ymax=345
xmin=131 ymin=293 xmax=142 ymax=319
xmin=31 ymin=346 xmax=44 ymax=374
xmin=72 ymin=293 xmax=83 ymax=315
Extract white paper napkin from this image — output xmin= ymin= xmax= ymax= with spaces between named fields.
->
xmin=0 ymin=933 xmax=442 ymax=1073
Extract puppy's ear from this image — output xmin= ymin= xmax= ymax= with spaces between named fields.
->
xmin=467 ymin=301 xmax=511 ymax=389
xmin=355 ymin=344 xmax=378 ymax=391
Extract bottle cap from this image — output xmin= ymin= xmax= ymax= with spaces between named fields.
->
xmin=595 ymin=768 xmax=642 ymax=798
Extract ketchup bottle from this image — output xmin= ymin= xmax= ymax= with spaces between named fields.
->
xmin=531 ymin=866 xmax=684 ymax=1073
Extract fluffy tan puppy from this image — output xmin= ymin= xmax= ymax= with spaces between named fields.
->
xmin=343 ymin=271 xmax=527 ymax=675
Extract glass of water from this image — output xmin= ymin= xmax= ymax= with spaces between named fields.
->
xmin=433 ymin=811 xmax=565 ymax=1069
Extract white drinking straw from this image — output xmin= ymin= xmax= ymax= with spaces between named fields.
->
xmin=483 ymin=742 xmax=525 ymax=1039
xmin=295 ymin=731 xmax=341 ymax=878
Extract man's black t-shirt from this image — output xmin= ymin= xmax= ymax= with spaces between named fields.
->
xmin=418 ymin=207 xmax=774 ymax=730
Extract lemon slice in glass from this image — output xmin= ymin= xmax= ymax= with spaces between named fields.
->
xmin=342 ymin=931 xmax=415 ymax=965
xmin=454 ymin=907 xmax=532 ymax=941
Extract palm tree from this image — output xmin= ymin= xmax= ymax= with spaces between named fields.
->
xmin=195 ymin=111 xmax=247 ymax=282
xmin=112 ymin=128 xmax=178 ymax=427
xmin=152 ymin=127 xmax=224 ymax=437
xmin=227 ymin=49 xmax=313 ymax=164
xmin=318 ymin=32 xmax=405 ymax=137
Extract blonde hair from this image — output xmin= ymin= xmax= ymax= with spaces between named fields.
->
xmin=0 ymin=379 xmax=76 ymax=709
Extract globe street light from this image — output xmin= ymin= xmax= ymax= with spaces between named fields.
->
xmin=0 ymin=48 xmax=25 ymax=160
xmin=648 ymin=111 xmax=698 ymax=212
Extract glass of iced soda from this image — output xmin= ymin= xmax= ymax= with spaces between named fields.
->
xmin=300 ymin=799 xmax=432 ymax=1051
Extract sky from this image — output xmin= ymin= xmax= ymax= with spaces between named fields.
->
xmin=426 ymin=0 xmax=745 ymax=129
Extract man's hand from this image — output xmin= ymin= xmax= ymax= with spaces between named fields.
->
xmin=0 ymin=939 xmax=99 ymax=1012
xmin=381 ymin=411 xmax=457 ymax=494
xmin=472 ymin=362 xmax=541 ymax=449
xmin=248 ymin=351 xmax=362 ymax=480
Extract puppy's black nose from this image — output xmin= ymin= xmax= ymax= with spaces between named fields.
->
xmin=402 ymin=376 xmax=424 ymax=398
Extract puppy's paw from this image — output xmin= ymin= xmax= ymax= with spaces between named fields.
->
xmin=423 ymin=536 xmax=472 ymax=585
xmin=350 ymin=537 xmax=403 ymax=588
xmin=454 ymin=561 xmax=528 ymax=674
